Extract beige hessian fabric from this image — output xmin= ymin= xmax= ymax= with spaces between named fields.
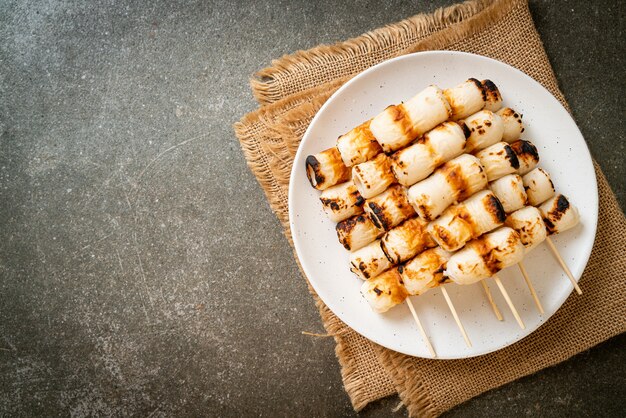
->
xmin=233 ymin=0 xmax=626 ymax=416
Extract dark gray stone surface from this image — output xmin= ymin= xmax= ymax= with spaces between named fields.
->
xmin=0 ymin=0 xmax=624 ymax=416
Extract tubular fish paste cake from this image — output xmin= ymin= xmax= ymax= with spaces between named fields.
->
xmin=336 ymin=120 xmax=382 ymax=166
xmin=352 ymin=153 xmax=395 ymax=199
xmin=539 ymin=194 xmax=580 ymax=235
xmin=360 ymin=269 xmax=408 ymax=313
xmin=305 ymin=147 xmax=351 ymax=190
xmin=462 ymin=109 xmax=504 ymax=153
xmin=391 ymin=121 xmax=466 ymax=187
xmin=364 ymin=185 xmax=416 ymax=231
xmin=427 ymin=190 xmax=506 ymax=252
xmin=370 ymin=85 xmax=451 ymax=153
xmin=407 ymin=154 xmax=487 ymax=221
xmin=336 ymin=214 xmax=384 ymax=251
xmin=381 ymin=217 xmax=435 ymax=264
xmin=319 ymin=180 xmax=364 ymax=222
xmin=510 ymin=139 xmax=539 ymax=175
xmin=400 ymin=247 xmax=451 ymax=296
xmin=444 ymin=227 xmax=525 ymax=285
xmin=496 ymin=107 xmax=524 ymax=142
xmin=505 ymin=206 xmax=547 ymax=252
xmin=349 ymin=239 xmax=392 ymax=280
xmin=475 ymin=141 xmax=520 ymax=181
xmin=522 ymin=168 xmax=555 ymax=206
xmin=489 ymin=174 xmax=527 ymax=214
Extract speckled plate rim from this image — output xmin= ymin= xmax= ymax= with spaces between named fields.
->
xmin=288 ymin=51 xmax=598 ymax=359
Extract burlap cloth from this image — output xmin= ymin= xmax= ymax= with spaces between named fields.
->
xmin=234 ymin=0 xmax=626 ymax=415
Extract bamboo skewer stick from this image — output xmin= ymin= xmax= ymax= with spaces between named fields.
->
xmin=517 ymin=262 xmax=544 ymax=314
xmin=480 ymin=280 xmax=503 ymax=321
xmin=441 ymin=287 xmax=472 ymax=347
xmin=492 ymin=275 xmax=525 ymax=329
xmin=405 ymin=298 xmax=436 ymax=358
xmin=545 ymin=236 xmax=582 ymax=295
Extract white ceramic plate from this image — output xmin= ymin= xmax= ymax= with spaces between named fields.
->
xmin=288 ymin=51 xmax=598 ymax=359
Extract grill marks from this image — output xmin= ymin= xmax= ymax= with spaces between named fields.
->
xmin=469 ymin=77 xmax=486 ymax=101
xmin=321 ymin=188 xmax=363 ymax=210
xmin=485 ymin=193 xmax=507 ymax=224
xmin=337 ymin=120 xmax=382 ymax=166
xmin=481 ymin=79 xmax=501 ymax=104
xmin=510 ymin=139 xmax=538 ymax=160
xmin=389 ymin=122 xmax=467 ymax=187
xmin=441 ymin=162 xmax=473 ymax=202
xmin=543 ymin=169 xmax=556 ymax=192
xmin=429 ymin=204 xmax=473 ymax=251
xmin=381 ymin=217 xmax=435 ymax=264
xmin=336 ymin=214 xmax=382 ymax=251
xmin=336 ymin=215 xmax=363 ymax=235
xmin=556 ymin=194 xmax=570 ymax=212
xmin=522 ymin=168 xmax=555 ymax=206
xmin=543 ymin=194 xmax=571 ymax=234
xmin=472 ymin=237 xmax=503 ymax=276
xmin=419 ymin=131 xmax=441 ymax=164
xmin=418 ymin=203 xmax=433 ymax=222
xmin=357 ymin=121 xmax=377 ymax=142
xmin=500 ymin=107 xmax=523 ymax=125
xmin=369 ymin=269 xmax=408 ymax=305
xmin=305 ymin=155 xmax=324 ymax=187
xmin=365 ymin=185 xmax=415 ymax=231
xmin=430 ymin=223 xmax=462 ymax=251
xmin=352 ymin=153 xmax=394 ymax=197
xmin=320 ymin=189 xmax=363 ymax=212
xmin=470 ymin=230 xmax=520 ymax=276
xmin=388 ymin=104 xmax=416 ymax=145
xmin=352 ymin=121 xmax=379 ymax=146
xmin=305 ymin=148 xmax=350 ymax=189
xmin=460 ymin=121 xmax=472 ymax=139
xmin=512 ymin=177 xmax=527 ymax=207
xmin=367 ymin=202 xmax=385 ymax=230
xmin=407 ymin=154 xmax=486 ymax=222
xmin=427 ymin=190 xmax=506 ymax=252
xmin=400 ymin=248 xmax=450 ymax=294
xmin=390 ymin=149 xmax=411 ymax=179
xmin=503 ymin=144 xmax=521 ymax=170
xmin=433 ymin=194 xmax=503 ymax=250
xmin=349 ymin=239 xmax=390 ymax=279
xmin=510 ymin=139 xmax=539 ymax=169
xmin=505 ymin=207 xmax=546 ymax=249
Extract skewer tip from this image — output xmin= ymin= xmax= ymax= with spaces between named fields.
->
xmin=480 ymin=280 xmax=504 ymax=321
xmin=441 ymin=287 xmax=472 ymax=348
xmin=517 ymin=262 xmax=544 ymax=315
xmin=545 ymin=236 xmax=583 ymax=295
xmin=493 ymin=275 xmax=526 ymax=330
xmin=405 ymin=298 xmax=437 ymax=358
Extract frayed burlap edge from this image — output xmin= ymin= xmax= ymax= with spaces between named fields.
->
xmin=235 ymin=85 xmax=341 ymax=236
xmin=251 ymin=0 xmax=510 ymax=104
xmin=378 ymin=348 xmax=439 ymax=418
xmin=234 ymin=88 xmax=325 ymax=235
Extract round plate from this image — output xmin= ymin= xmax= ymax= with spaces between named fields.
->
xmin=288 ymin=51 xmax=598 ymax=359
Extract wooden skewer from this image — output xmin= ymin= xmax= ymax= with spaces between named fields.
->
xmin=441 ymin=286 xmax=472 ymax=347
xmin=405 ymin=298 xmax=436 ymax=358
xmin=480 ymin=280 xmax=503 ymax=321
xmin=545 ymin=236 xmax=582 ymax=295
xmin=517 ymin=262 xmax=544 ymax=314
xmin=492 ymin=275 xmax=525 ymax=329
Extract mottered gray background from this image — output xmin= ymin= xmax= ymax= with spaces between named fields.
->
xmin=1 ymin=0 xmax=624 ymax=416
